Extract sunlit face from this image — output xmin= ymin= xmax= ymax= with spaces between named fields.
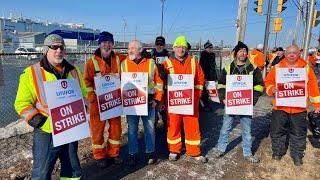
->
xmin=99 ymin=41 xmax=114 ymax=57
xmin=277 ymin=50 xmax=284 ymax=57
xmin=285 ymin=46 xmax=300 ymax=64
xmin=156 ymin=43 xmax=165 ymax=53
xmin=128 ymin=42 xmax=141 ymax=60
xmin=47 ymin=43 xmax=65 ymax=66
xmin=236 ymin=48 xmax=247 ymax=62
xmin=173 ymin=46 xmax=187 ymax=59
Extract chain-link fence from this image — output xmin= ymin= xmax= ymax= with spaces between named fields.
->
xmin=0 ymin=49 xmax=232 ymax=127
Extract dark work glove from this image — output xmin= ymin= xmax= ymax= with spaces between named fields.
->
xmin=28 ymin=114 xmax=47 ymax=128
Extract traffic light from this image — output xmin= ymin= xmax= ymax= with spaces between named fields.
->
xmin=254 ymin=0 xmax=263 ymax=15
xmin=273 ymin=17 xmax=282 ymax=32
xmin=313 ymin=10 xmax=320 ymax=27
xmin=277 ymin=0 xmax=288 ymax=13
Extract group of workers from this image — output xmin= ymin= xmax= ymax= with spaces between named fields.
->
xmin=14 ymin=31 xmax=320 ymax=179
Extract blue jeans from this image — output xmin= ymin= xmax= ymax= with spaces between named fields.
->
xmin=217 ymin=114 xmax=253 ymax=157
xmin=31 ymin=129 xmax=81 ymax=180
xmin=127 ymin=106 xmax=155 ymax=155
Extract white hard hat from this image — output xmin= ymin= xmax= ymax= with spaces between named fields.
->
xmin=256 ymin=43 xmax=263 ymax=50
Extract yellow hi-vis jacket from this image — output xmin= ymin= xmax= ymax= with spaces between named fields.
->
xmin=14 ymin=61 xmax=87 ymax=133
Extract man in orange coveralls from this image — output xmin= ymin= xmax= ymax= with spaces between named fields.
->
xmin=84 ymin=31 xmax=126 ymax=168
xmin=163 ymin=35 xmax=208 ymax=163
xmin=265 ymin=44 xmax=320 ymax=166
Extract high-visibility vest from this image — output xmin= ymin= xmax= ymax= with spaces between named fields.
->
xmin=86 ymin=55 xmax=120 ymax=94
xmin=219 ymin=61 xmax=264 ymax=93
xmin=164 ymin=56 xmax=203 ymax=91
xmin=91 ymin=55 xmax=120 ymax=76
xmin=121 ymin=58 xmax=160 ymax=94
xmin=25 ymin=63 xmax=83 ymax=133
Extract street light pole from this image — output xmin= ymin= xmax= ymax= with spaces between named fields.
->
xmin=123 ymin=19 xmax=127 ymax=48
xmin=160 ymin=0 xmax=165 ymax=36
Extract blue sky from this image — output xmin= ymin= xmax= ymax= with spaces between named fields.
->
xmin=1 ymin=0 xmax=319 ymax=48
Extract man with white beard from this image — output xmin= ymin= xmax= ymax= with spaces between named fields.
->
xmin=121 ymin=40 xmax=163 ymax=167
xmin=15 ymin=34 xmax=87 ymax=179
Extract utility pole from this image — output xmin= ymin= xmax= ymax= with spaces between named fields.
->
xmin=160 ymin=0 xmax=166 ymax=36
xmin=220 ymin=40 xmax=224 ymax=74
xmin=236 ymin=0 xmax=249 ymax=42
xmin=123 ymin=19 xmax=127 ymax=48
xmin=262 ymin=0 xmax=273 ymax=79
xmin=302 ymin=0 xmax=315 ymax=61
xmin=134 ymin=25 xmax=137 ymax=40
xmin=293 ymin=0 xmax=303 ymax=45
xmin=0 ymin=18 xmax=3 ymax=51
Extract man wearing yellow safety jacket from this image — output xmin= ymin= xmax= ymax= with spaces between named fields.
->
xmin=216 ymin=41 xmax=264 ymax=163
xmin=84 ymin=31 xmax=126 ymax=168
xmin=14 ymin=34 xmax=87 ymax=179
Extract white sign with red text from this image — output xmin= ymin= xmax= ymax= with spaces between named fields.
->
xmin=206 ymin=81 xmax=220 ymax=103
xmin=167 ymin=74 xmax=194 ymax=115
xmin=276 ymin=68 xmax=307 ymax=107
xmin=225 ymin=75 xmax=253 ymax=115
xmin=94 ymin=74 xmax=122 ymax=120
xmin=121 ymin=72 xmax=148 ymax=115
xmin=44 ymin=79 xmax=90 ymax=147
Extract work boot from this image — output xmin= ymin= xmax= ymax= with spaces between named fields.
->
xmin=215 ymin=150 xmax=225 ymax=158
xmin=127 ymin=154 xmax=137 ymax=167
xmin=107 ymin=156 xmax=123 ymax=165
xmin=95 ymin=158 xmax=111 ymax=168
xmin=244 ymin=155 xmax=260 ymax=163
xmin=169 ymin=152 xmax=179 ymax=161
xmin=272 ymin=154 xmax=282 ymax=161
xmin=193 ymin=155 xmax=208 ymax=164
xmin=293 ymin=158 xmax=303 ymax=166
xmin=147 ymin=152 xmax=157 ymax=165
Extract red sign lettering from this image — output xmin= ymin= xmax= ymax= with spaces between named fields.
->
xmin=277 ymin=80 xmax=305 ymax=98
xmin=98 ymin=89 xmax=122 ymax=112
xmin=51 ymin=99 xmax=86 ymax=135
xmin=168 ymin=89 xmax=193 ymax=106
xmin=226 ymin=89 xmax=252 ymax=107
xmin=122 ymin=88 xmax=147 ymax=107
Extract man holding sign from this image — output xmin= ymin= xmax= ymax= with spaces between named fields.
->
xmin=265 ymin=44 xmax=320 ymax=166
xmin=163 ymin=36 xmax=207 ymax=163
xmin=84 ymin=31 xmax=126 ymax=168
xmin=15 ymin=34 xmax=86 ymax=179
xmin=121 ymin=40 xmax=163 ymax=166
xmin=216 ymin=41 xmax=264 ymax=163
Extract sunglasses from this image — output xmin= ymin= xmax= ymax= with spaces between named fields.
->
xmin=48 ymin=45 xmax=65 ymax=51
xmin=156 ymin=43 xmax=164 ymax=46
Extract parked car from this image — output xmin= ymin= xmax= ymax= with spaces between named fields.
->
xmin=15 ymin=47 xmax=39 ymax=60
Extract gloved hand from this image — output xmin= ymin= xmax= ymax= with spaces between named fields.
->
xmin=28 ymin=114 xmax=47 ymax=128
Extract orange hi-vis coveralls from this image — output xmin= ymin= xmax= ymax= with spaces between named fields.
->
xmin=120 ymin=57 xmax=164 ymax=102
xmin=84 ymin=51 xmax=126 ymax=160
xmin=265 ymin=58 xmax=320 ymax=113
xmin=249 ymin=49 xmax=265 ymax=71
xmin=163 ymin=55 xmax=205 ymax=156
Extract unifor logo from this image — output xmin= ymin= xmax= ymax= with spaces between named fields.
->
xmin=132 ymin=73 xmax=137 ymax=79
xmin=237 ymin=76 xmax=242 ymax=81
xmin=288 ymin=68 xmax=294 ymax=73
xmin=178 ymin=75 xmax=183 ymax=80
xmin=105 ymin=75 xmax=110 ymax=81
xmin=61 ymin=81 xmax=68 ymax=89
